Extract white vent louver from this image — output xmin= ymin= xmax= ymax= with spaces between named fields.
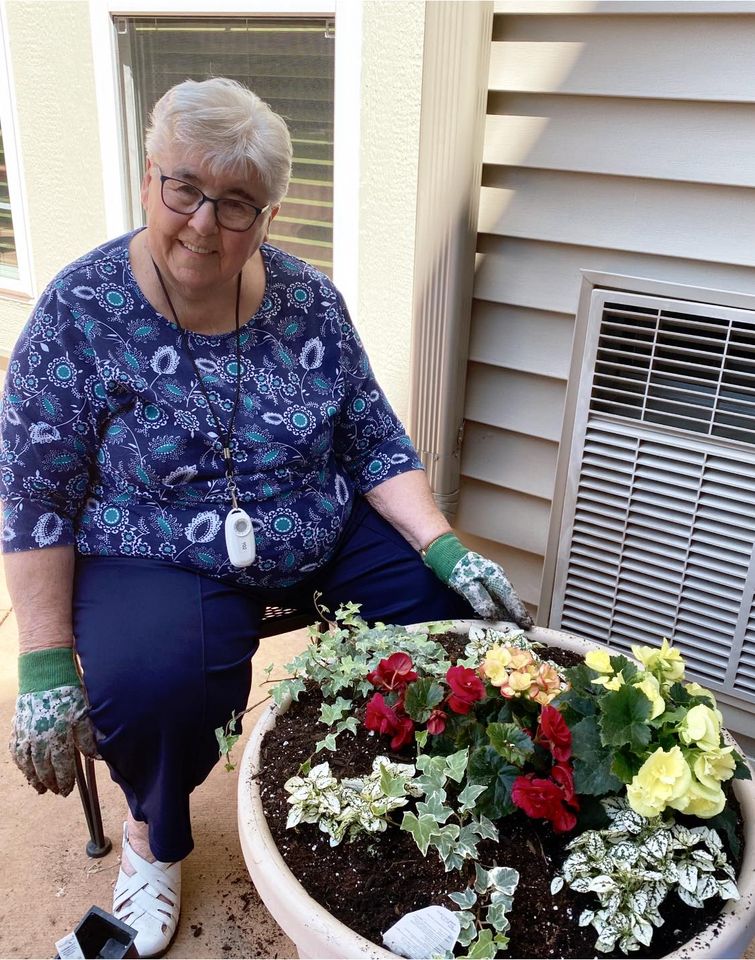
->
xmin=552 ymin=291 xmax=755 ymax=705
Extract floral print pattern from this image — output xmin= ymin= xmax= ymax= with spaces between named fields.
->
xmin=0 ymin=232 xmax=423 ymax=588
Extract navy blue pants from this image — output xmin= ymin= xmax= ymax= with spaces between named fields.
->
xmin=73 ymin=497 xmax=473 ymax=860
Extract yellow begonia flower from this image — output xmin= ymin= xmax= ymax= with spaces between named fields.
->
xmin=585 ymin=649 xmax=613 ymax=674
xmin=671 ymin=773 xmax=727 ymax=819
xmin=626 ymin=746 xmax=692 ymax=818
xmin=593 ymin=671 xmax=625 ymax=691
xmin=634 ymin=674 xmax=666 ymax=720
xmin=631 ymin=637 xmax=685 ymax=683
xmin=684 ymin=681 xmax=716 ymax=704
xmin=679 ymin=703 xmax=722 ymax=753
xmin=693 ymin=745 xmax=736 ymax=790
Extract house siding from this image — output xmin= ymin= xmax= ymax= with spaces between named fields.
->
xmin=461 ymin=4 xmax=755 ymax=613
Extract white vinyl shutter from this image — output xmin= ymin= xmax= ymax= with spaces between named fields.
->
xmin=552 ymin=290 xmax=755 ymax=706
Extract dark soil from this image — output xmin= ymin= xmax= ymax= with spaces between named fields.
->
xmin=254 ymin=636 xmax=744 ymax=959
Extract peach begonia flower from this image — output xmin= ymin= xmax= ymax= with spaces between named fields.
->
xmin=530 ymin=663 xmax=564 ymax=706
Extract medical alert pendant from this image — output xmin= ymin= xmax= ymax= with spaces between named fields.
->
xmin=225 ymin=506 xmax=255 ymax=567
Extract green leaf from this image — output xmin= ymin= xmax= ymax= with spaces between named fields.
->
xmin=335 ymin=716 xmax=358 ymax=736
xmin=270 ymin=677 xmax=306 ymax=706
xmin=403 ymin=677 xmax=444 ymax=722
xmin=416 ymin=793 xmax=454 ymax=824
xmin=379 ymin=765 xmax=411 ymax=799
xmin=485 ymin=902 xmax=511 ymax=935
xmin=468 ymin=747 xmax=518 ymax=819
xmin=458 ymin=783 xmax=487 ymax=813
xmin=706 ymin=806 xmax=741 ymax=860
xmin=463 ymin=928 xmax=496 ymax=959
xmin=570 ymin=716 xmax=623 ymax=795
xmin=598 ymin=684 xmax=652 ymax=750
xmin=734 ymin=756 xmax=753 ymax=780
xmin=319 ymin=696 xmax=352 ymax=726
xmin=611 ymin=748 xmax=643 ymax=783
xmin=486 ymin=722 xmax=534 ymax=766
xmin=400 ymin=811 xmax=440 ymax=856
xmin=315 ymin=733 xmax=338 ymax=753
xmin=445 ymin=748 xmax=469 ymax=783
xmin=449 ymin=888 xmax=477 ymax=910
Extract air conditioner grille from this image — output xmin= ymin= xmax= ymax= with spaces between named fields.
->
xmin=558 ymin=426 xmax=755 ymax=689
xmin=590 ymin=302 xmax=755 ymax=445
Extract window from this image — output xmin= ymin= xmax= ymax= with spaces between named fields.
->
xmin=0 ymin=120 xmax=18 ymax=280
xmin=116 ymin=16 xmax=335 ymax=274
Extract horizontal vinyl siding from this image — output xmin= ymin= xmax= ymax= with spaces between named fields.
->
xmin=459 ymin=5 xmax=755 ymax=623
xmin=489 ymin=16 xmax=755 ymax=102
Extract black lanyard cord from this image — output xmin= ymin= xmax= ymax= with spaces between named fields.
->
xmin=151 ymin=258 xmax=242 ymax=490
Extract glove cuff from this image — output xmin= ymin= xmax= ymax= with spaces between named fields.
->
xmin=18 ymin=647 xmax=80 ymax=695
xmin=422 ymin=532 xmax=468 ymax=583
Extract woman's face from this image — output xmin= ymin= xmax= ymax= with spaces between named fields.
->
xmin=141 ymin=145 xmax=278 ymax=299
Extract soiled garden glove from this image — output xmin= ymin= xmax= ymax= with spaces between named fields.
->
xmin=10 ymin=647 xmax=98 ymax=796
xmin=422 ymin=532 xmax=533 ymax=628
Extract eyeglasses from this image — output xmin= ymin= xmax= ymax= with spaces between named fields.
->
xmin=157 ymin=170 xmax=270 ymax=232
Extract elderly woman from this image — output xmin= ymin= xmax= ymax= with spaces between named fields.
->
xmin=1 ymin=78 xmax=530 ymax=956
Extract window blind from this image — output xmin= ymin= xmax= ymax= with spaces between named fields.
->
xmin=0 ymin=121 xmax=18 ymax=278
xmin=117 ymin=17 xmax=334 ymax=274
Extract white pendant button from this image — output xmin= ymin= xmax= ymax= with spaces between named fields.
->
xmin=225 ymin=507 xmax=256 ymax=567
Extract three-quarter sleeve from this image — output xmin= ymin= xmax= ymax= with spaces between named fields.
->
xmin=331 ymin=293 xmax=424 ymax=493
xmin=0 ymin=282 xmax=110 ymax=551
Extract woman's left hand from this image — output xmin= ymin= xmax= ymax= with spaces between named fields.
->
xmin=422 ymin=533 xmax=533 ymax=627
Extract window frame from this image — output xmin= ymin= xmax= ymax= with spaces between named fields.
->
xmin=89 ymin=0 xmax=360 ymax=316
xmin=0 ymin=3 xmax=33 ymax=297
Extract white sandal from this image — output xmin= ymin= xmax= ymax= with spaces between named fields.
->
xmin=113 ymin=823 xmax=181 ymax=958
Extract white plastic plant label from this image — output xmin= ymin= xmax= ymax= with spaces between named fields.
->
xmin=382 ymin=905 xmax=460 ymax=959
xmin=54 ymin=932 xmax=85 ymax=959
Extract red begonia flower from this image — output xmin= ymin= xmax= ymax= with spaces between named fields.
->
xmin=426 ymin=708 xmax=447 ymax=736
xmin=364 ymin=692 xmax=415 ymax=750
xmin=390 ymin=714 xmax=416 ymax=750
xmin=364 ymin=692 xmax=400 ymax=737
xmin=511 ymin=772 xmax=578 ymax=833
xmin=366 ymin=653 xmax=419 ymax=692
xmin=537 ymin=704 xmax=572 ymax=762
xmin=551 ymin=761 xmax=577 ymax=806
xmin=445 ymin=665 xmax=486 ymax=715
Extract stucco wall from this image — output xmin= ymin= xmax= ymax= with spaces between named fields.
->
xmin=356 ymin=0 xmax=425 ymax=426
xmin=0 ymin=0 xmax=106 ymax=355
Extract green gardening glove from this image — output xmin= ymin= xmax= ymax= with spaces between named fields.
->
xmin=423 ymin=533 xmax=533 ymax=627
xmin=10 ymin=647 xmax=98 ymax=797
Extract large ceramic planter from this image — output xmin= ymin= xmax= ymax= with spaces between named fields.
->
xmin=238 ymin=622 xmax=755 ymax=960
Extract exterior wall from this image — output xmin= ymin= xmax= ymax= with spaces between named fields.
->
xmin=356 ymin=0 xmax=424 ymax=425
xmin=0 ymin=0 xmax=106 ymax=354
xmin=461 ymin=3 xmax=755 ymax=614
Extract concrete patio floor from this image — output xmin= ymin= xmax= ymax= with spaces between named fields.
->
xmin=0 ymin=563 xmax=753 ymax=960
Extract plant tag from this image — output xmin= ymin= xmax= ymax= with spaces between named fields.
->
xmin=382 ymin=905 xmax=460 ymax=959
xmin=54 ymin=931 xmax=85 ymax=959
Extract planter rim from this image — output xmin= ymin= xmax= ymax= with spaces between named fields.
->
xmin=238 ymin=620 xmax=755 ymax=960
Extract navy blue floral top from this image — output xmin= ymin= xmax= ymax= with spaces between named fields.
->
xmin=0 ymin=232 xmax=423 ymax=587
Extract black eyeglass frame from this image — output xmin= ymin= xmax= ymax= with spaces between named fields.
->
xmin=157 ymin=169 xmax=270 ymax=232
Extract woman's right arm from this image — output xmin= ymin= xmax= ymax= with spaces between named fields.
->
xmin=3 ymin=545 xmax=75 ymax=653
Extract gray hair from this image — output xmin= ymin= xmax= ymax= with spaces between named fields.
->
xmin=145 ymin=77 xmax=293 ymax=205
